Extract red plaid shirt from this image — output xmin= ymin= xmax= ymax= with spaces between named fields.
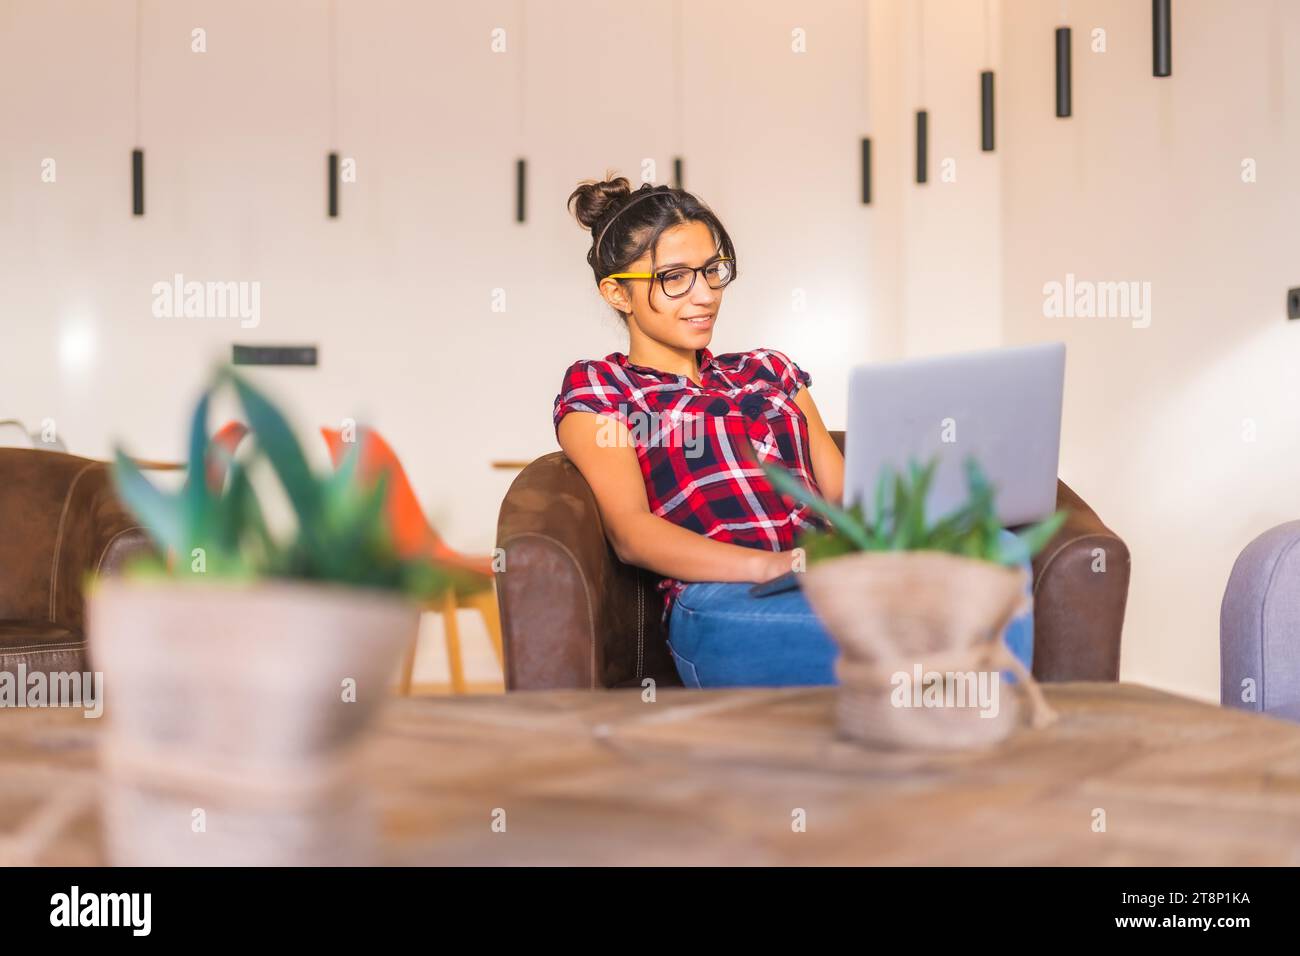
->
xmin=552 ymin=346 xmax=829 ymax=625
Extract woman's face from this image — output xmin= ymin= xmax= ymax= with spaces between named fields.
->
xmin=600 ymin=220 xmax=725 ymax=351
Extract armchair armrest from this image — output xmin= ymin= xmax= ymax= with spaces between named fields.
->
xmin=1028 ymin=479 xmax=1130 ymax=681
xmin=54 ymin=461 xmax=153 ymax=636
xmin=495 ymin=452 xmax=675 ymax=690
xmin=1221 ymin=520 xmax=1300 ymax=720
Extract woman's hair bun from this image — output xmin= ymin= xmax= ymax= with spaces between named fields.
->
xmin=567 ymin=172 xmax=633 ymax=232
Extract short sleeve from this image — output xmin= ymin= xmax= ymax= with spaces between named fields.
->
xmin=759 ymin=348 xmax=811 ymax=400
xmin=552 ymin=360 xmax=634 ymax=440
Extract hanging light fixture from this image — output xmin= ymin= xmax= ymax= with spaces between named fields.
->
xmin=980 ymin=72 xmax=995 ymax=150
xmin=327 ymin=153 xmax=339 ymax=218
xmin=1055 ymin=1 xmax=1072 ymax=118
xmin=131 ymin=0 xmax=144 ymax=216
xmin=861 ymin=138 xmax=872 ymax=204
xmin=132 ymin=148 xmax=144 ymax=216
xmin=515 ymin=158 xmax=526 ymax=222
xmin=915 ymin=0 xmax=927 ymax=184
xmin=916 ymin=111 xmax=928 ymax=184
xmin=980 ymin=0 xmax=995 ymax=151
xmin=1153 ymin=0 xmax=1172 ymax=77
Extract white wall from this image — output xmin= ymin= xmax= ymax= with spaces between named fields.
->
xmin=1 ymin=0 xmax=900 ymax=559
xmin=998 ymin=0 xmax=1300 ymax=701
xmin=898 ymin=0 xmax=1004 ymax=357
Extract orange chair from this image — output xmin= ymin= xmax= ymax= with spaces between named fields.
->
xmin=320 ymin=426 xmax=503 ymax=695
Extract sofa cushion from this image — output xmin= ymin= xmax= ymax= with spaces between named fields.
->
xmin=0 ymin=620 xmax=87 ymax=677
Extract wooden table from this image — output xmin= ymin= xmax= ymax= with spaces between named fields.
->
xmin=5 ymin=682 xmax=1300 ymax=865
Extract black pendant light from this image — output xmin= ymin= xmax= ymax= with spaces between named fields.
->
xmin=916 ymin=111 xmax=929 ymax=184
xmin=132 ymin=149 xmax=144 ymax=216
xmin=1153 ymin=0 xmax=1172 ymax=77
xmin=980 ymin=73 xmax=995 ymax=150
xmin=1053 ymin=0 xmax=1071 ymax=117
xmin=515 ymin=158 xmax=526 ymax=222
xmin=861 ymin=138 xmax=872 ymax=204
xmin=1055 ymin=26 xmax=1072 ymax=117
xmin=327 ymin=153 xmax=339 ymax=218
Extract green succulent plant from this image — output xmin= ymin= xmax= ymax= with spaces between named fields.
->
xmin=759 ymin=456 xmax=1067 ymax=567
xmin=111 ymin=366 xmax=485 ymax=599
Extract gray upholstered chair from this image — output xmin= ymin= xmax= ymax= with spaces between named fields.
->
xmin=1221 ymin=522 xmax=1300 ymax=722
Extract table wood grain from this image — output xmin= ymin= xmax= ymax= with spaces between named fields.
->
xmin=4 ymin=682 xmax=1300 ymax=865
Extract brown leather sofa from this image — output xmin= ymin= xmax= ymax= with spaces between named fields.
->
xmin=495 ymin=431 xmax=1129 ymax=690
xmin=0 ymin=449 xmax=152 ymax=679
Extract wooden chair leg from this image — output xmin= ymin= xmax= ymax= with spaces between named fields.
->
xmin=462 ymin=586 xmax=504 ymax=670
xmin=398 ymin=635 xmax=417 ymax=697
xmin=442 ymin=588 xmax=467 ymax=695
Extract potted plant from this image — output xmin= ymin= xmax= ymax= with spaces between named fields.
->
xmin=89 ymin=366 xmax=484 ymax=865
xmin=760 ymin=456 xmax=1067 ymax=751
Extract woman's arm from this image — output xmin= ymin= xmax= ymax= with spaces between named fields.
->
xmin=793 ymin=387 xmax=845 ymax=506
xmin=557 ymin=411 xmax=795 ymax=583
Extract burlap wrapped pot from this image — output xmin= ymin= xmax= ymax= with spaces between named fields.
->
xmin=87 ymin=578 xmax=417 ymax=865
xmin=798 ymin=550 xmax=1058 ymax=751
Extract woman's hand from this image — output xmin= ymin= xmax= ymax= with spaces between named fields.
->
xmin=747 ymin=548 xmax=803 ymax=583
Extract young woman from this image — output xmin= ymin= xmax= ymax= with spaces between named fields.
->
xmin=553 ymin=174 xmax=1033 ymax=688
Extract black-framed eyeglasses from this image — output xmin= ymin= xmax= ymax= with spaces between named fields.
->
xmin=604 ymin=256 xmax=735 ymax=299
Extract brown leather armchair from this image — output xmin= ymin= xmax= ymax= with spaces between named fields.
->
xmin=495 ymin=431 xmax=1129 ymax=690
xmin=0 ymin=449 xmax=153 ymax=679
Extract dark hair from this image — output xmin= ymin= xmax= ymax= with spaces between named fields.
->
xmin=566 ymin=171 xmax=738 ymax=316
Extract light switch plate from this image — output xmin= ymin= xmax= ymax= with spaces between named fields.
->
xmin=232 ymin=345 xmax=318 ymax=366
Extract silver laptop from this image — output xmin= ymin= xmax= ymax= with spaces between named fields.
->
xmin=843 ymin=342 xmax=1065 ymax=527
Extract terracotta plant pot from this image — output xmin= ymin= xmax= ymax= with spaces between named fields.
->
xmin=798 ymin=551 xmax=1057 ymax=751
xmin=87 ymin=578 xmax=418 ymax=866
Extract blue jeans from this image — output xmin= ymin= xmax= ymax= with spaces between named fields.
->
xmin=667 ymin=531 xmax=1035 ymax=689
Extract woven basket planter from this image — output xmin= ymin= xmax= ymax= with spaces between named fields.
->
xmin=87 ymin=578 xmax=417 ymax=865
xmin=798 ymin=551 xmax=1058 ymax=751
